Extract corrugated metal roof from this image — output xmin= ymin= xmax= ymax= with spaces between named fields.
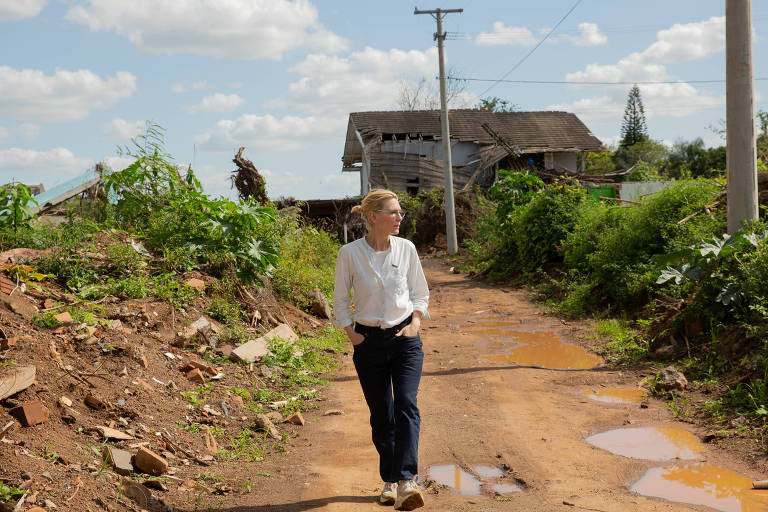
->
xmin=343 ymin=109 xmax=604 ymax=166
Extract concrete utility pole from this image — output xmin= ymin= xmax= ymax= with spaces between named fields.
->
xmin=726 ymin=0 xmax=759 ymax=233
xmin=414 ymin=7 xmax=462 ymax=254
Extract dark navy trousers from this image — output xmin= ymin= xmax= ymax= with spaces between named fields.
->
xmin=353 ymin=318 xmax=424 ymax=482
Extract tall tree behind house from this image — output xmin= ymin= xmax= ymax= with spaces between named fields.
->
xmin=620 ymin=85 xmax=649 ymax=148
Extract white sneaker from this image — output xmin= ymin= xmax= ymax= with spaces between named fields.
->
xmin=379 ymin=482 xmax=397 ymax=504
xmin=394 ymin=478 xmax=424 ymax=511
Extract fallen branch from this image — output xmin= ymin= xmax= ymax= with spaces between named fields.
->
xmin=677 ymin=194 xmax=725 ymax=225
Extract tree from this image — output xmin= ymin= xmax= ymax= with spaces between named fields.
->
xmin=620 ymin=85 xmax=648 ymax=148
xmin=396 ymin=67 xmax=470 ymax=110
xmin=475 ymin=96 xmax=517 ymax=112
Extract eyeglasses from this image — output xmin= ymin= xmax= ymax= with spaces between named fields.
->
xmin=376 ymin=209 xmax=407 ymax=219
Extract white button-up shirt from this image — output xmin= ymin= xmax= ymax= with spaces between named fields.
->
xmin=333 ymin=236 xmax=430 ymax=329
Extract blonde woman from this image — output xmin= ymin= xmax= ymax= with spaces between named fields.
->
xmin=333 ymin=189 xmax=429 ymax=510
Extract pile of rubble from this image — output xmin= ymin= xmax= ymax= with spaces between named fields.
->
xmin=0 ymin=265 xmax=334 ymax=511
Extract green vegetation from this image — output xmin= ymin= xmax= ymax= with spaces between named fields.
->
xmin=0 ymin=481 xmax=25 ymax=502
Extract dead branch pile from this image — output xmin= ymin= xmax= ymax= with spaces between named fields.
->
xmin=231 ymin=147 xmax=268 ymax=204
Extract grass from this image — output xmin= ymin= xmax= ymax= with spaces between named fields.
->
xmin=218 ymin=428 xmax=266 ymax=461
xmin=179 ymin=383 xmax=214 ymax=408
xmin=591 ymin=318 xmax=648 ymax=364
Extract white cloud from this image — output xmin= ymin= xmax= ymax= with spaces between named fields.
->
xmin=195 ymin=114 xmax=345 ymax=151
xmin=558 ymin=22 xmax=607 ymax=47
xmin=261 ymin=168 xmax=305 ymax=198
xmin=18 ymin=124 xmax=40 ymax=141
xmin=102 ymin=155 xmax=136 ymax=171
xmin=556 ymin=17 xmax=725 ymax=125
xmin=0 ymin=66 xmax=136 ymax=122
xmin=104 ymin=118 xmax=145 ymax=139
xmin=0 ymin=0 xmax=46 ymax=20
xmin=475 ymin=22 xmax=537 ymax=46
xmin=476 ymin=21 xmax=606 ymax=47
xmin=171 ymin=82 xmax=185 ymax=93
xmin=66 ymin=0 xmax=348 ymax=60
xmin=0 ymin=148 xmax=94 ymax=182
xmin=191 ymin=80 xmax=208 ymax=90
xmin=269 ymin=46 xmax=445 ymax=115
xmin=184 ymin=93 xmax=245 ymax=114
xmin=0 ymin=126 xmax=8 ymax=143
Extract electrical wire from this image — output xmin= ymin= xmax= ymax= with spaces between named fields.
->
xmin=450 ymin=77 xmax=768 ymax=86
xmin=478 ymin=0 xmax=583 ymax=97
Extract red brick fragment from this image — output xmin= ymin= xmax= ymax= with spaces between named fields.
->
xmin=43 ymin=298 xmax=55 ymax=309
xmin=138 ymin=354 xmax=148 ymax=368
xmin=284 ymin=411 xmax=305 ymax=426
xmin=134 ymin=446 xmax=169 ymax=475
xmin=136 ymin=378 xmax=154 ymax=392
xmin=9 ymin=400 xmax=49 ymax=427
xmin=185 ymin=368 xmax=205 ymax=383
xmin=52 ymin=326 xmax=68 ymax=334
xmin=84 ymin=395 xmax=107 ymax=410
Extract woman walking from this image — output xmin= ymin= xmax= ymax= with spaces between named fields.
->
xmin=333 ymin=189 xmax=429 ymax=510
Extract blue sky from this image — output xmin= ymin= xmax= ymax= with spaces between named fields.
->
xmin=0 ymin=0 xmax=766 ymax=200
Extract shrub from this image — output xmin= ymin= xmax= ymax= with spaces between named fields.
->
xmin=271 ymin=220 xmax=339 ymax=312
xmin=562 ymin=179 xmax=724 ymax=310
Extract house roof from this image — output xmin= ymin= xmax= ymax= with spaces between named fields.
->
xmin=343 ymin=109 xmax=604 ymax=166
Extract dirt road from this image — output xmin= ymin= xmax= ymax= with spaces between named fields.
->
xmin=220 ymin=260 xmax=768 ymax=512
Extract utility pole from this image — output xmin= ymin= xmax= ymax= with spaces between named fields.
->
xmin=726 ymin=0 xmax=758 ymax=233
xmin=414 ymin=7 xmax=462 ymax=254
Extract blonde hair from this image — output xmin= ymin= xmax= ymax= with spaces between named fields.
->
xmin=352 ymin=189 xmax=398 ymax=231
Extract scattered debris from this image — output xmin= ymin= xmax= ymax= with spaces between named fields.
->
xmin=134 ymin=447 xmax=169 ymax=476
xmin=9 ymin=399 xmax=49 ymax=427
xmin=0 ymin=365 xmax=36 ymax=400
xmin=284 ymin=411 xmax=305 ymax=426
xmin=102 ymin=446 xmax=134 ymax=475
xmin=656 ymin=366 xmax=688 ymax=391
xmin=95 ymin=425 xmax=134 ymax=441
xmin=253 ymin=414 xmax=281 ymax=440
xmin=204 ymin=427 xmax=218 ymax=454
xmin=231 ymin=323 xmax=298 ymax=363
xmin=84 ymin=395 xmax=108 ymax=410
xmin=323 ymin=409 xmax=344 ymax=416
xmin=185 ymin=278 xmax=206 ymax=292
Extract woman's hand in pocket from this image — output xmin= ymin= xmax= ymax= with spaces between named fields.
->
xmin=345 ymin=325 xmax=366 ymax=346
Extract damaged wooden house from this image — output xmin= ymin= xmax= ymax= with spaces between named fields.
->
xmin=342 ymin=109 xmax=605 ymax=195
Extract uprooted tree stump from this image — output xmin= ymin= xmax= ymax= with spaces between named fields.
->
xmin=231 ymin=147 xmax=268 ymax=204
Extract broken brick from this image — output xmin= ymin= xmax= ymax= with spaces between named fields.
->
xmin=52 ymin=326 xmax=68 ymax=334
xmin=138 ymin=355 xmax=148 ymax=368
xmin=284 ymin=411 xmax=305 ymax=426
xmin=134 ymin=446 xmax=168 ymax=476
xmin=204 ymin=426 xmax=218 ymax=454
xmin=185 ymin=368 xmax=205 ymax=384
xmin=59 ymin=396 xmax=72 ymax=408
xmin=84 ymin=395 xmax=107 ymax=410
xmin=181 ymin=361 xmax=219 ymax=376
xmin=43 ymin=298 xmax=55 ymax=309
xmin=0 ymin=337 xmax=18 ymax=350
xmin=54 ymin=311 xmax=73 ymax=324
xmin=10 ymin=400 xmax=50 ymax=427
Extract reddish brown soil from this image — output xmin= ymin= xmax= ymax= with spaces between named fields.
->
xmin=3 ymin=259 xmax=768 ymax=512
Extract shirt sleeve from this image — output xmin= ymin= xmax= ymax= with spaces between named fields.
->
xmin=406 ymin=242 xmax=430 ymax=320
xmin=333 ymin=246 xmax=354 ymax=329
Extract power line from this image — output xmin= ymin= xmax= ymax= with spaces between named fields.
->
xmin=449 ymin=76 xmax=768 ymax=86
xmin=478 ymin=0 xmax=583 ymax=97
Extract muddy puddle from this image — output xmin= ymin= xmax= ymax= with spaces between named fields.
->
xmin=631 ymin=463 xmax=768 ymax=512
xmin=583 ymin=387 xmax=647 ymax=404
xmin=586 ymin=426 xmax=705 ymax=461
xmin=427 ymin=464 xmax=523 ymax=497
xmin=428 ymin=465 xmax=481 ymax=495
xmin=480 ymin=330 xmax=604 ymax=370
